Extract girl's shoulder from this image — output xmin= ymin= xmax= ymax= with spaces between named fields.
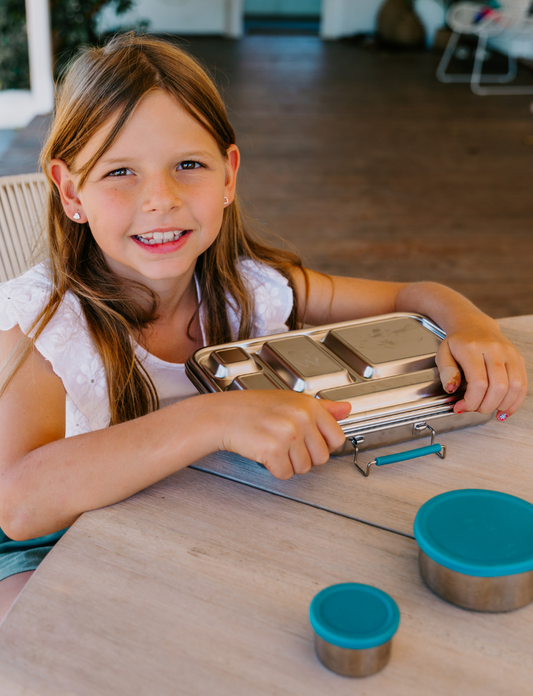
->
xmin=234 ymin=258 xmax=294 ymax=338
xmin=0 ymin=263 xmax=54 ymax=334
xmin=0 ymin=262 xmax=86 ymax=336
xmin=0 ymin=262 xmax=109 ymax=433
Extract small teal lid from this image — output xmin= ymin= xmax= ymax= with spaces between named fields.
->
xmin=309 ymin=583 xmax=400 ymax=650
xmin=414 ymin=489 xmax=533 ymax=578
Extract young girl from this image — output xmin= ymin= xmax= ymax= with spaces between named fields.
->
xmin=0 ymin=33 xmax=526 ymax=620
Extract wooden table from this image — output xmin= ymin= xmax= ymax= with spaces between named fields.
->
xmin=0 ymin=316 xmax=531 ymax=695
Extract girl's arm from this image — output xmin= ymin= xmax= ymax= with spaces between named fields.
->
xmin=293 ymin=268 xmax=527 ymax=419
xmin=0 ymin=326 xmax=349 ymax=541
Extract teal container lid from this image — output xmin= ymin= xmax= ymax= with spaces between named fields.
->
xmin=414 ymin=489 xmax=533 ymax=578
xmin=309 ymin=583 xmax=400 ymax=650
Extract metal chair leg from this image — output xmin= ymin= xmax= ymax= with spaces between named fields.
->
xmin=471 ymin=33 xmax=533 ymax=95
xmin=437 ymin=28 xmax=531 ymax=92
xmin=437 ymin=31 xmax=473 ymax=83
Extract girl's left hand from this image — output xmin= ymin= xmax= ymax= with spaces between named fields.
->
xmin=435 ymin=319 xmax=528 ymax=421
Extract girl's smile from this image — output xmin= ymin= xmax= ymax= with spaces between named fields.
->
xmin=50 ymin=89 xmax=239 ymax=297
xmin=131 ymin=228 xmax=192 ymax=254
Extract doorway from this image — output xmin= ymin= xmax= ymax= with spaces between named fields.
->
xmin=244 ymin=0 xmax=322 ymax=35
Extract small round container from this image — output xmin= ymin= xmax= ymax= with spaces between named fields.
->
xmin=414 ymin=489 xmax=533 ymax=612
xmin=309 ymin=583 xmax=400 ymax=677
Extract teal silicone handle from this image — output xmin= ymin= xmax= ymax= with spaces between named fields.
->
xmin=374 ymin=443 xmax=442 ymax=467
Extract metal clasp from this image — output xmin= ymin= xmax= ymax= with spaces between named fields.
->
xmin=412 ymin=422 xmax=446 ymax=459
xmin=351 ymin=423 xmax=447 ymax=478
xmin=351 ymin=436 xmax=370 ymax=477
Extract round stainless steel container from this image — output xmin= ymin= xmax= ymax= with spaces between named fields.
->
xmin=309 ymin=583 xmax=400 ymax=677
xmin=414 ymin=489 xmax=533 ymax=612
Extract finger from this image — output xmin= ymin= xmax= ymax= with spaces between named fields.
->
xmin=289 ymin=444 xmax=313 ymax=476
xmin=314 ymin=406 xmax=347 ymax=452
xmin=304 ymin=429 xmax=331 ymax=468
xmin=453 ymin=354 xmax=490 ymax=413
xmin=257 ymin=436 xmax=295 ymax=480
xmin=476 ymin=356 xmax=509 ymax=414
xmin=440 ymin=366 xmax=462 ymax=394
xmin=492 ymin=359 xmax=527 ymax=415
xmin=315 ymin=399 xmax=350 ymax=451
xmin=435 ymin=342 xmax=462 ymax=393
xmin=496 ymin=383 xmax=528 ymax=421
xmin=264 ymin=454 xmax=294 ymax=480
xmin=318 ymin=399 xmax=351 ymax=421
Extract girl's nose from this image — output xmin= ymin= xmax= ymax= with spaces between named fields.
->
xmin=141 ymin=175 xmax=183 ymax=214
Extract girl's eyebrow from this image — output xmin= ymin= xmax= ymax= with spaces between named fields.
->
xmin=96 ymin=157 xmax=135 ymax=168
xmin=176 ymin=151 xmax=216 ymax=159
xmin=98 ymin=150 xmax=216 ymax=167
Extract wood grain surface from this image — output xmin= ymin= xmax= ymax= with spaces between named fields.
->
xmin=192 ymin=316 xmax=533 ymax=538
xmin=0 ymin=467 xmax=532 ymax=695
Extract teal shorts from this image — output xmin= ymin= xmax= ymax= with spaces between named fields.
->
xmin=0 ymin=528 xmax=68 ymax=581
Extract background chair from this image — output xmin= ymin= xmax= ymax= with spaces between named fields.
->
xmin=0 ymin=173 xmax=47 ymax=283
xmin=437 ymin=1 xmax=533 ymax=95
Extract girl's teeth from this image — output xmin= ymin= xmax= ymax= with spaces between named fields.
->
xmin=136 ymin=231 xmax=186 ymax=245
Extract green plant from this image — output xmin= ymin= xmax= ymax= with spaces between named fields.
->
xmin=0 ymin=0 xmax=148 ymax=91
xmin=0 ymin=0 xmax=29 ymax=90
xmin=51 ymin=0 xmax=148 ymax=76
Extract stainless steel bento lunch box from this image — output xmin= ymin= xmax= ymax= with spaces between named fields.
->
xmin=185 ymin=313 xmax=492 ymax=473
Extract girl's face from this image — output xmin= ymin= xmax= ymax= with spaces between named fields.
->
xmin=50 ymin=90 xmax=239 ymax=290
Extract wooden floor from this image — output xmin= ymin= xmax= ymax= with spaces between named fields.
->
xmin=2 ymin=35 xmax=533 ymax=318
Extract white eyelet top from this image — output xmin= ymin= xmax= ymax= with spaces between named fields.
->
xmin=0 ymin=259 xmax=293 ymax=437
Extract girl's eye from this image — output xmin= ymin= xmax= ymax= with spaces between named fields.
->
xmin=106 ymin=168 xmax=132 ymax=177
xmin=178 ymin=161 xmax=202 ymax=171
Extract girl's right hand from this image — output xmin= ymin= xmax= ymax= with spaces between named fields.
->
xmin=216 ymin=391 xmax=351 ymax=480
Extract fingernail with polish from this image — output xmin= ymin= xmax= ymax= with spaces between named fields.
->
xmin=455 ymin=409 xmax=463 ymax=414
xmin=445 ymin=383 xmax=456 ymax=393
xmin=498 ymin=413 xmax=509 ymax=421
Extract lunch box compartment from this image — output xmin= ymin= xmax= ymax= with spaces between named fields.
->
xmin=258 ymin=335 xmax=351 ymax=393
xmin=228 ymin=372 xmax=283 ymax=391
xmin=323 ymin=316 xmax=442 ymax=378
xmin=317 ymin=368 xmax=459 ymax=414
xmin=206 ymin=346 xmax=261 ymax=385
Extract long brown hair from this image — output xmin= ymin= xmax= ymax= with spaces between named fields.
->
xmin=3 ymin=33 xmax=305 ymax=426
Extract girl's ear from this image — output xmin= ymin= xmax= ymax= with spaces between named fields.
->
xmin=49 ymin=159 xmax=87 ymax=223
xmin=223 ymin=144 xmax=240 ymax=205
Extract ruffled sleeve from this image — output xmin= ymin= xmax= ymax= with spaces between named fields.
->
xmin=0 ymin=264 xmax=110 ymax=433
xmin=226 ymin=258 xmax=294 ymax=339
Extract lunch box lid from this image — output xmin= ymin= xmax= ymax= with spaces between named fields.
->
xmin=309 ymin=583 xmax=400 ymax=650
xmin=414 ymin=489 xmax=533 ymax=578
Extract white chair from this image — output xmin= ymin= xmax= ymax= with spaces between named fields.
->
xmin=0 ymin=173 xmax=47 ymax=283
xmin=437 ymin=1 xmax=533 ymax=95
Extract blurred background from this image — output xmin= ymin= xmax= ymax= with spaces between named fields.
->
xmin=1 ymin=0 xmax=533 ymax=318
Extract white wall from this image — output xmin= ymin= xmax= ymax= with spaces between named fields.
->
xmin=488 ymin=34 xmax=533 ymax=60
xmin=97 ymin=0 xmax=244 ymax=38
xmin=320 ymin=0 xmax=380 ymax=39
xmin=415 ymin=0 xmax=446 ymax=47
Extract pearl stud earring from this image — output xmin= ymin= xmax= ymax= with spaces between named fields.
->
xmin=73 ymin=212 xmax=81 ymax=220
